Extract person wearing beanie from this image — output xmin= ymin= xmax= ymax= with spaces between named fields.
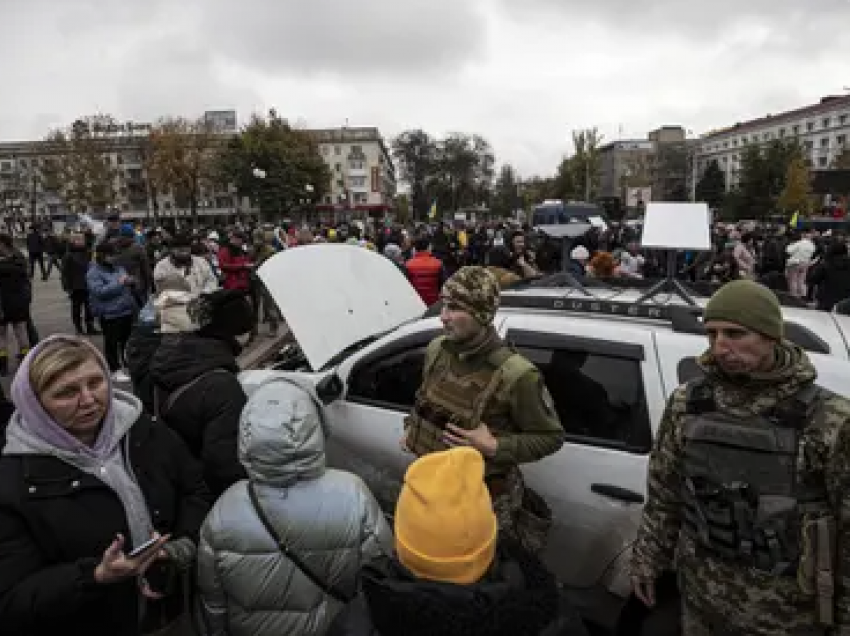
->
xmin=327 ymin=448 xmax=589 ymax=636
xmin=153 ymin=232 xmax=219 ymax=296
xmin=148 ymin=289 xmax=254 ymax=497
xmin=402 ymin=265 xmax=564 ymax=555
xmin=631 ymin=279 xmax=850 ymax=634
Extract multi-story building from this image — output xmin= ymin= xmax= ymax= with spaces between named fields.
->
xmin=695 ymin=94 xmax=850 ymax=190
xmin=310 ymin=126 xmax=396 ymax=217
xmin=597 ymin=126 xmax=689 ymax=206
xmin=0 ymin=113 xmax=396 ymax=224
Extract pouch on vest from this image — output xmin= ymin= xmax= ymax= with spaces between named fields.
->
xmin=798 ymin=515 xmax=836 ymax=626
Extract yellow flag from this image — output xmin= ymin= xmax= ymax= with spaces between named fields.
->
xmin=789 ymin=211 xmax=799 ymax=229
xmin=428 ymin=201 xmax=437 ymax=219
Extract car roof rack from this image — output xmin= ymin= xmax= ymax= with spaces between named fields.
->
xmin=495 ymin=293 xmax=830 ymax=355
xmin=524 ymin=273 xmax=809 ymax=310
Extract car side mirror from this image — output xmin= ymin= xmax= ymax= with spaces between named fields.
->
xmin=316 ymin=373 xmax=344 ymax=405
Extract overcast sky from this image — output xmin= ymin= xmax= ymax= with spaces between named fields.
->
xmin=2 ymin=0 xmax=849 ymax=177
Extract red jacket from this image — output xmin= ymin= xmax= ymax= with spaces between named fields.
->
xmin=218 ymin=245 xmax=252 ymax=291
xmin=405 ymin=251 xmax=443 ymax=306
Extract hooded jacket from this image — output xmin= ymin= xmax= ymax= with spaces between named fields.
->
xmin=0 ymin=347 xmax=211 ymax=636
xmin=327 ymin=540 xmax=588 ymax=636
xmin=149 ymin=332 xmax=247 ymax=498
xmin=197 ymin=377 xmax=393 ymax=636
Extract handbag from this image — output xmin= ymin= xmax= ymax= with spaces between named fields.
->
xmin=247 ymin=482 xmax=353 ymax=604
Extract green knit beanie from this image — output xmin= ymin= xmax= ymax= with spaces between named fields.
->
xmin=704 ymin=280 xmax=783 ymax=340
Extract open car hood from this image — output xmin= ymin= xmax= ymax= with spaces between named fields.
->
xmin=258 ymin=244 xmax=427 ymax=370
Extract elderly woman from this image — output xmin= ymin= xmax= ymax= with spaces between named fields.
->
xmin=0 ymin=335 xmax=212 ymax=636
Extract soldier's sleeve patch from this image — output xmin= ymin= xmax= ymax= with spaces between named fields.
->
xmin=539 ymin=377 xmax=556 ymax=416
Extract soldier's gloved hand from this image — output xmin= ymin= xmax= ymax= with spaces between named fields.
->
xmin=444 ymin=423 xmax=498 ymax=458
xmin=631 ymin=575 xmax=656 ymax=607
xmin=399 ymin=429 xmax=413 ymax=453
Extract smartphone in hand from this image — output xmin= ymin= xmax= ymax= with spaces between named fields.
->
xmin=128 ymin=536 xmax=160 ymax=559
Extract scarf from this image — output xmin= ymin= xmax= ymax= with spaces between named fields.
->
xmin=4 ymin=335 xmax=154 ymax=550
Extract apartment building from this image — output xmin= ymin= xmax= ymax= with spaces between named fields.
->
xmin=311 ymin=126 xmax=397 ymax=215
xmin=0 ymin=113 xmax=396 ymax=224
xmin=695 ymin=95 xmax=850 ymax=189
xmin=597 ymin=125 xmax=689 ymax=205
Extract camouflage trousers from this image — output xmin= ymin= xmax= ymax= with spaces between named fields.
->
xmin=487 ymin=466 xmax=552 ymax=555
xmin=682 ymin=604 xmax=827 ymax=636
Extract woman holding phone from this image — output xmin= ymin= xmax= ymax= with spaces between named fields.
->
xmin=0 ymin=335 xmax=212 ymax=636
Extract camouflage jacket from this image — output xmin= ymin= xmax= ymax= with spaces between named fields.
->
xmin=404 ymin=328 xmax=565 ymax=475
xmin=631 ymin=342 xmax=850 ymax=635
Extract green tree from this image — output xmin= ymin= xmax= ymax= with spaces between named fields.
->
xmin=552 ymin=156 xmax=578 ymax=201
xmin=41 ymin=114 xmax=120 ymax=213
xmin=147 ymin=116 xmax=224 ymax=226
xmin=654 ymin=143 xmax=689 ymax=201
xmin=735 ymin=138 xmax=803 ymax=219
xmin=393 ymin=193 xmax=411 ymax=223
xmin=392 ymin=130 xmax=438 ymax=220
xmin=492 ymin=164 xmax=520 ymax=217
xmin=833 ymin=146 xmax=850 ymax=169
xmin=695 ymin=160 xmax=726 ymax=209
xmin=778 ymin=155 xmax=812 ymax=215
xmin=521 ymin=175 xmax=556 ymax=205
xmin=217 ymin=109 xmax=329 ymax=222
xmin=570 ymin=128 xmax=603 ymax=201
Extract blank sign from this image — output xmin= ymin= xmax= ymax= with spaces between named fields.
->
xmin=640 ymin=202 xmax=712 ymax=251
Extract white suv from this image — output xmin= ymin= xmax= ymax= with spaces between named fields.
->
xmin=243 ymin=244 xmax=850 ymax=634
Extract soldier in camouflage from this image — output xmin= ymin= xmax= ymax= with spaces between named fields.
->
xmin=401 ymin=266 xmax=565 ymax=553
xmin=631 ymin=279 xmax=850 ymax=636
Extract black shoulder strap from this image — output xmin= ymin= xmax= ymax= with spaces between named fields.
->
xmin=774 ymin=384 xmax=825 ymax=429
xmin=684 ymin=378 xmax=715 ymax=415
xmin=155 ymin=369 xmax=232 ymax=421
xmin=247 ymin=482 xmax=352 ymax=604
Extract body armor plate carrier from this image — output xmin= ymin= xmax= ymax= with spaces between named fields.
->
xmin=680 ymin=379 xmax=827 ymax=576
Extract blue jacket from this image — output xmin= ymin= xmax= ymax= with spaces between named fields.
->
xmin=86 ymin=263 xmax=137 ymax=319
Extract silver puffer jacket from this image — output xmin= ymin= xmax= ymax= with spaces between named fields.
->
xmin=197 ymin=378 xmax=393 ymax=636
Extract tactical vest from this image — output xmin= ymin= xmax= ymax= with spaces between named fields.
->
xmin=405 ymin=337 xmax=533 ymax=458
xmin=680 ymin=379 xmax=828 ymax=576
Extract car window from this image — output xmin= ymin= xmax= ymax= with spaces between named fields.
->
xmin=514 ymin=343 xmax=652 ymax=453
xmin=347 ymin=345 xmax=427 ymax=411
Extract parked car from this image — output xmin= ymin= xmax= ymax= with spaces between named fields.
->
xmin=242 ymin=244 xmax=850 ymax=634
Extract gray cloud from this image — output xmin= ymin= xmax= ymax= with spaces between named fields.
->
xmin=114 ymin=35 xmax=265 ymax=125
xmin=498 ymin=0 xmax=850 ymax=39
xmin=197 ymin=0 xmax=488 ymax=76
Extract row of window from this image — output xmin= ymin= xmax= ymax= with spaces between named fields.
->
xmin=702 ymin=115 xmax=850 ymax=153
xmin=342 ymin=331 xmax=699 ymax=453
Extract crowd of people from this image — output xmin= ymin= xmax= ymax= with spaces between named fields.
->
xmin=3 ymin=209 xmax=850 ymax=636
xmin=0 ymin=212 xmax=593 ymax=636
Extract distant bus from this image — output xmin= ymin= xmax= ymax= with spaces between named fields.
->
xmin=532 ymin=200 xmax=608 ymax=227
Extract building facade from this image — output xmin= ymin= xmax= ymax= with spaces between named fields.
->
xmin=597 ymin=126 xmax=689 ymax=206
xmin=310 ymin=126 xmax=396 ymax=216
xmin=695 ymin=95 xmax=850 ymax=189
xmin=0 ymin=113 xmax=396 ymax=225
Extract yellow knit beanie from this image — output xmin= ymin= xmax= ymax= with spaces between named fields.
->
xmin=394 ymin=447 xmax=498 ymax=585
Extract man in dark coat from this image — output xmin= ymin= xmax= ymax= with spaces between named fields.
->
xmin=149 ymin=289 xmax=254 ymax=497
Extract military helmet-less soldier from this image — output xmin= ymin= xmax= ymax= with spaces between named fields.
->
xmin=441 ymin=266 xmax=501 ymax=325
xmin=678 ymin=280 xmax=835 ymax=619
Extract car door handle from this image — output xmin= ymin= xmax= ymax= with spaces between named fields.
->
xmin=591 ymin=483 xmax=645 ymax=504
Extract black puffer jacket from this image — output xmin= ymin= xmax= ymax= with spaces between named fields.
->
xmin=328 ymin=540 xmax=589 ymax=636
xmin=149 ymin=333 xmax=247 ymax=497
xmin=0 ymin=411 xmax=211 ymax=636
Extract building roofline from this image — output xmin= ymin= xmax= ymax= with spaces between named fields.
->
xmin=701 ymin=95 xmax=850 ymax=140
